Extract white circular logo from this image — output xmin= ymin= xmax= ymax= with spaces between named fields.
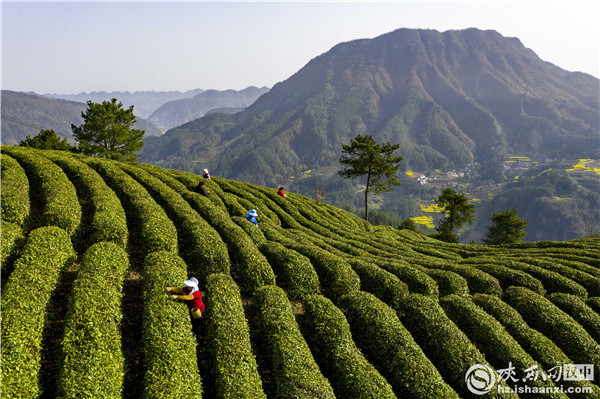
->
xmin=465 ymin=364 xmax=497 ymax=395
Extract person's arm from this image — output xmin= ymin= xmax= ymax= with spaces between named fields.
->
xmin=171 ymin=294 xmax=194 ymax=300
xmin=166 ymin=286 xmax=184 ymax=294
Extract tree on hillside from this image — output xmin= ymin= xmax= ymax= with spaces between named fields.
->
xmin=19 ymin=129 xmax=77 ymax=152
xmin=483 ymin=208 xmax=528 ymax=245
xmin=432 ymin=188 xmax=475 ymax=243
xmin=72 ymin=98 xmax=144 ymax=162
xmin=338 ymin=134 xmax=403 ymax=222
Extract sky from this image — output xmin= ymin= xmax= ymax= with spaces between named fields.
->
xmin=2 ymin=1 xmax=599 ymax=94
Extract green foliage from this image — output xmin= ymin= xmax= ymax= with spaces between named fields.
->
xmin=0 ymin=153 xmax=31 ymax=226
xmin=72 ymin=98 xmax=144 ymax=161
xmin=439 ymin=295 xmax=566 ymax=398
xmin=422 ymin=269 xmax=470 ymax=296
xmin=142 ymin=251 xmax=203 ymax=398
xmin=466 ymin=262 xmax=546 ymax=294
xmin=259 ymin=240 xmax=321 ymax=299
xmin=472 ymin=294 xmax=600 ymax=397
xmin=205 ymin=273 xmax=266 ymax=399
xmin=86 ymin=158 xmax=178 ymax=256
xmin=19 ymin=129 xmax=77 ymax=151
xmin=338 ymin=134 xmax=403 ymax=221
xmin=58 ymin=242 xmax=129 ymax=398
xmin=1 ymin=220 xmax=24 ymax=272
xmin=339 ymin=291 xmax=460 ymax=398
xmin=548 ymin=293 xmax=600 ymax=343
xmin=1 ymin=226 xmax=76 ymax=398
xmin=346 ymin=259 xmax=408 ymax=311
xmin=398 ymin=294 xmax=518 ymax=398
xmin=300 ymin=294 xmax=397 ymax=398
xmin=45 ymin=151 xmax=128 ymax=248
xmin=254 ymin=285 xmax=336 ymax=399
xmin=483 ymin=208 xmax=528 ymax=245
xmin=503 ymin=286 xmax=600 ymax=372
xmin=3 ymin=146 xmax=81 ymax=236
xmin=433 ymin=188 xmax=475 ymax=243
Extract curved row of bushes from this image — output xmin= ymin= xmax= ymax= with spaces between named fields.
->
xmin=44 ymin=151 xmax=128 ymax=248
xmin=300 ymin=294 xmax=397 ymax=398
xmin=465 ymin=262 xmax=546 ymax=295
xmin=254 ymin=285 xmax=336 ymax=398
xmin=0 ymin=153 xmax=30 ymax=226
xmin=397 ymin=294 xmax=518 ymax=398
xmin=439 ymin=295 xmax=566 ymax=398
xmin=3 ymin=146 xmax=81 ymax=236
xmin=548 ymin=292 xmax=600 ymax=343
xmin=204 ymin=273 xmax=266 ymax=399
xmin=259 ymin=240 xmax=321 ymax=299
xmin=1 ymin=226 xmax=76 ymax=398
xmin=58 ymin=242 xmax=129 ymax=398
xmin=120 ymin=163 xmax=230 ymax=283
xmin=502 ymin=286 xmax=600 ymax=372
xmin=85 ymin=158 xmax=178 ymax=257
xmin=414 ymin=259 xmax=503 ymax=296
xmin=1 ymin=220 xmax=24 ymax=272
xmin=141 ymin=251 xmax=203 ymax=398
xmin=143 ymin=167 xmax=275 ymax=293
xmin=338 ymin=291 xmax=460 ymax=398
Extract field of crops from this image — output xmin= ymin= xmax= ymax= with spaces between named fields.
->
xmin=2 ymin=145 xmax=599 ymax=399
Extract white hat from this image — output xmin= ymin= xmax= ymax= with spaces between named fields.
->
xmin=203 ymin=169 xmax=209 ymax=173
xmin=184 ymin=277 xmax=198 ymax=288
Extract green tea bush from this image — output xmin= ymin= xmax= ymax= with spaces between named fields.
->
xmin=338 ymin=291 xmax=459 ymax=398
xmin=4 ymin=147 xmax=81 ymax=236
xmin=120 ymin=163 xmax=230 ymax=282
xmin=233 ymin=215 xmax=267 ymax=247
xmin=280 ymin=241 xmax=360 ymax=299
xmin=548 ymin=293 xmax=600 ymax=343
xmin=254 ymin=285 xmax=336 ymax=398
xmin=1 ymin=220 xmax=24 ymax=272
xmin=259 ymin=240 xmax=320 ymax=299
xmin=217 ymin=179 xmax=280 ymax=224
xmin=375 ymin=260 xmax=440 ymax=297
xmin=588 ymin=297 xmax=600 ymax=314
xmin=421 ymin=269 xmax=470 ymax=296
xmin=515 ymin=257 xmax=600 ymax=297
xmin=503 ymin=286 xmax=600 ymax=372
xmin=397 ymin=294 xmax=518 ymax=398
xmin=45 ymin=151 xmax=128 ymax=248
xmin=205 ymin=273 xmax=266 ymax=399
xmin=439 ymin=295 xmax=566 ymax=398
xmin=468 ymin=262 xmax=546 ymax=295
xmin=58 ymin=242 xmax=129 ymax=398
xmin=0 ymin=153 xmax=30 ymax=226
xmin=220 ymin=191 xmax=249 ymax=217
xmin=141 ymin=251 xmax=203 ymax=398
xmin=414 ymin=259 xmax=503 ymax=296
xmin=86 ymin=159 xmax=178 ymax=256
xmin=504 ymin=260 xmax=588 ymax=298
xmin=300 ymin=294 xmax=397 ymax=399
xmin=346 ymin=259 xmax=408 ymax=310
xmin=1 ymin=226 xmax=76 ymax=398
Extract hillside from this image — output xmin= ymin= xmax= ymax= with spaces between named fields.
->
xmin=140 ymin=28 xmax=599 ymax=184
xmin=1 ymin=90 xmax=162 ymax=145
xmin=148 ymin=86 xmax=270 ymax=131
xmin=2 ymin=146 xmax=599 ymax=398
xmin=45 ymin=88 xmax=206 ymax=118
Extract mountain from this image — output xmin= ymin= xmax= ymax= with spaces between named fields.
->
xmin=44 ymin=88 xmax=205 ymax=118
xmin=140 ymin=28 xmax=599 ymax=185
xmin=1 ymin=90 xmax=162 ymax=145
xmin=147 ymin=86 xmax=270 ymax=131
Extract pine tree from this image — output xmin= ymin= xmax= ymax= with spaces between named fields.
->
xmin=433 ymin=188 xmax=475 ymax=243
xmin=483 ymin=208 xmax=528 ymax=245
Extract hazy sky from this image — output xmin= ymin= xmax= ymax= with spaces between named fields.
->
xmin=2 ymin=1 xmax=599 ymax=94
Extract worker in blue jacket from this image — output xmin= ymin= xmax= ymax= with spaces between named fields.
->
xmin=246 ymin=209 xmax=258 ymax=227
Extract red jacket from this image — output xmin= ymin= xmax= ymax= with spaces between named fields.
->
xmin=183 ymin=287 xmax=205 ymax=311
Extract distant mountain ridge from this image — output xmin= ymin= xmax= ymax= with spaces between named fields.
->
xmin=140 ymin=28 xmax=599 ymax=185
xmin=1 ymin=90 xmax=161 ymax=145
xmin=45 ymin=89 xmax=206 ymax=118
xmin=148 ymin=86 xmax=269 ymax=131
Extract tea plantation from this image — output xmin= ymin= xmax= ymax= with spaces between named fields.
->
xmin=1 ymin=146 xmax=599 ymax=398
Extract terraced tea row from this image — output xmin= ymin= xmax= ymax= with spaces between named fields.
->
xmin=1 ymin=146 xmax=599 ymax=398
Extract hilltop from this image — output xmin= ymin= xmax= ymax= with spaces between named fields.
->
xmin=2 ymin=146 xmax=599 ymax=398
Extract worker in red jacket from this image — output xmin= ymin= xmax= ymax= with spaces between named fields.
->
xmin=277 ymin=186 xmax=288 ymax=198
xmin=166 ymin=277 xmax=205 ymax=321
